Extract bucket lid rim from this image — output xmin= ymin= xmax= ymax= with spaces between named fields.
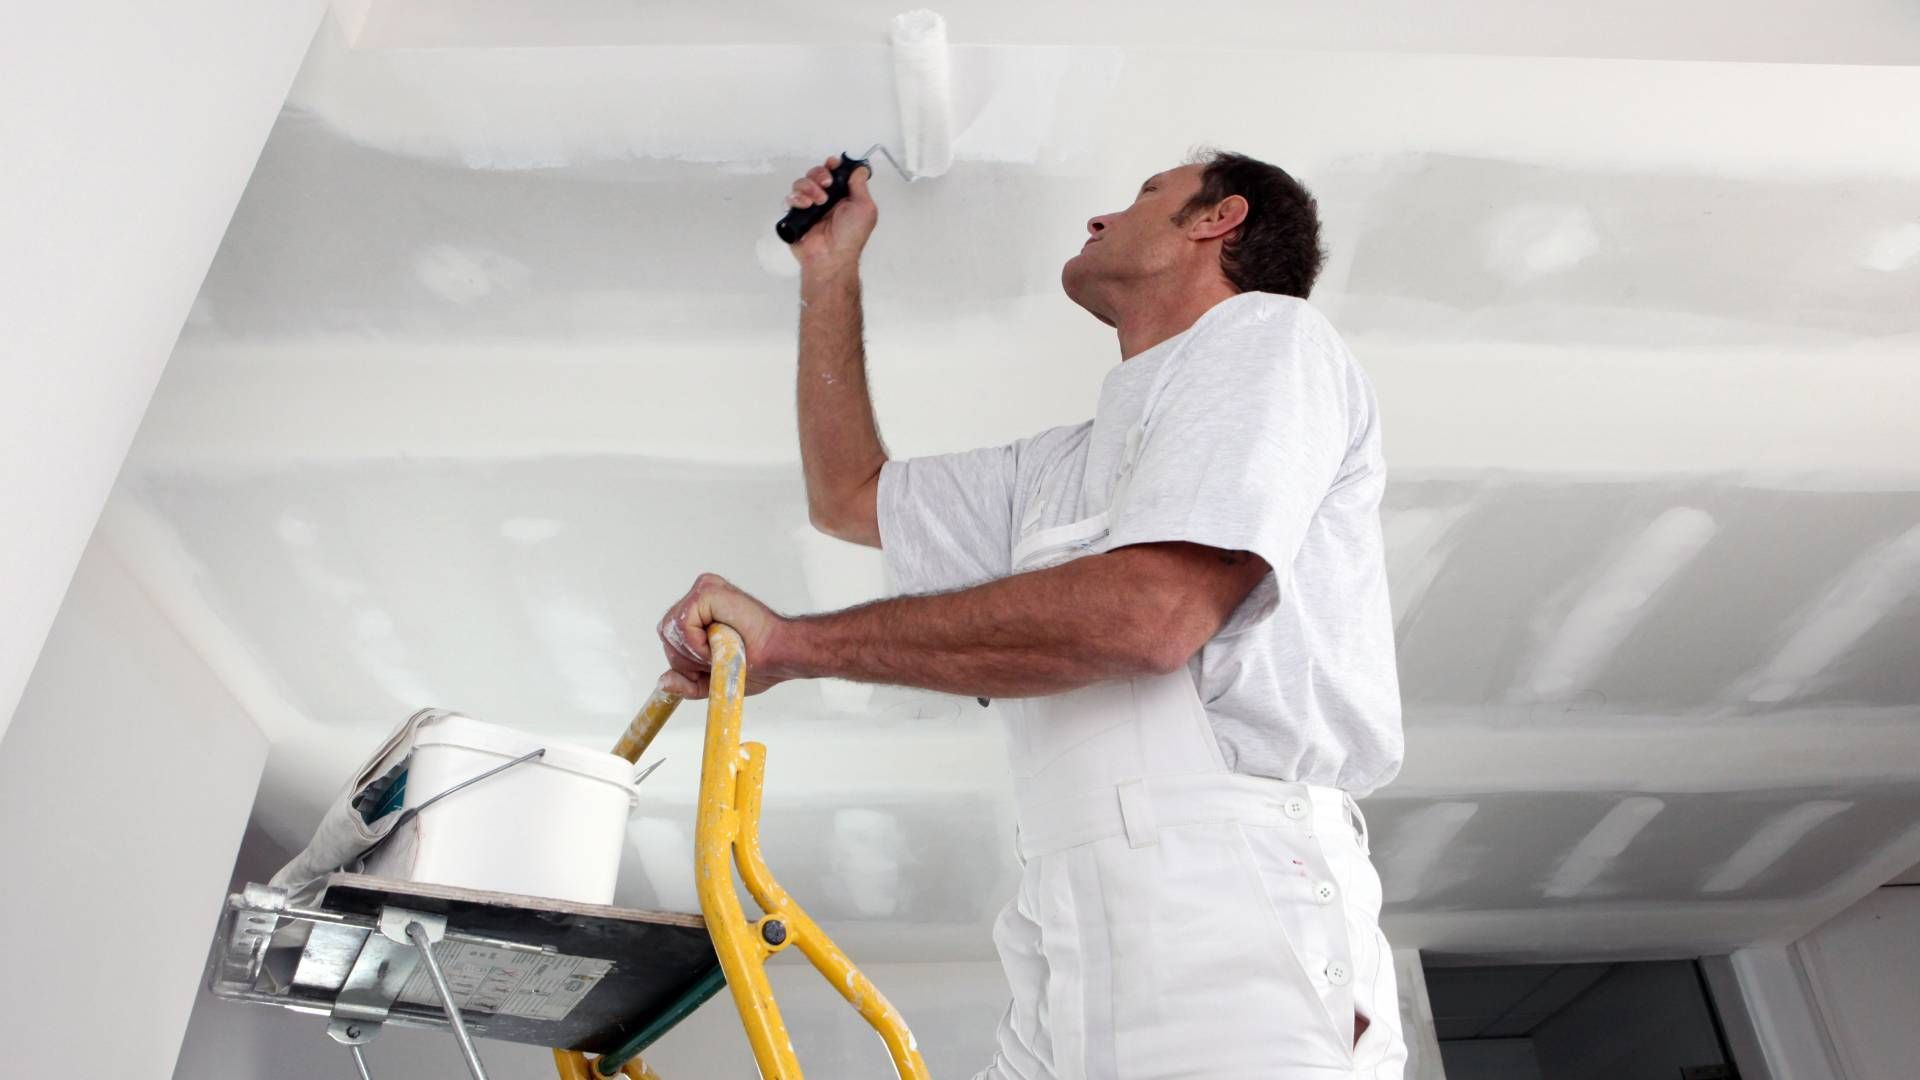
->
xmin=409 ymin=713 xmax=641 ymax=800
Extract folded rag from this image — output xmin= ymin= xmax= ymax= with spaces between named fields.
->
xmin=270 ymin=708 xmax=462 ymax=894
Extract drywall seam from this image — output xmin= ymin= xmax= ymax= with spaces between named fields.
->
xmin=1379 ymin=801 xmax=1480 ymax=904
xmin=132 ymin=338 xmax=1920 ymax=478
xmin=1702 ymin=802 xmax=1852 ymax=895
xmin=1391 ymin=710 xmax=1920 ymax=795
xmin=1731 ymin=524 xmax=1920 ymax=704
xmin=1516 ymin=507 xmax=1718 ymax=701
xmin=1542 ymin=796 xmax=1665 ymax=899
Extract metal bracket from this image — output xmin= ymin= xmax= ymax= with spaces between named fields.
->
xmin=327 ymin=1022 xmax=378 ymax=1080
xmin=325 ymin=906 xmax=442 ymax=1043
xmin=326 ymin=1018 xmax=378 ymax=1045
xmin=381 ymin=906 xmax=445 ymax=945
xmin=216 ymin=883 xmax=292 ymax=992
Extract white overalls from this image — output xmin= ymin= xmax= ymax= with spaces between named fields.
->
xmin=973 ymin=350 xmax=1407 ymax=1080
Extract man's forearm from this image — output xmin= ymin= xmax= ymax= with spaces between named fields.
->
xmin=797 ymin=268 xmax=886 ymax=540
xmin=768 ymin=551 xmax=1189 ymax=699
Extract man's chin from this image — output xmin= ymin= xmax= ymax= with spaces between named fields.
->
xmin=1061 ymin=252 xmax=1091 ymax=298
xmin=1060 ymin=266 xmax=1111 ymax=325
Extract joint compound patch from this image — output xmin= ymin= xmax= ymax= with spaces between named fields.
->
xmin=398 ymin=943 xmax=612 ymax=1021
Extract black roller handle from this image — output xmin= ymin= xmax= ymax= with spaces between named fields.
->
xmin=776 ymin=152 xmax=870 ymax=245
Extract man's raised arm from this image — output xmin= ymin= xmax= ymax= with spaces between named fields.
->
xmin=789 ymin=156 xmax=887 ymax=548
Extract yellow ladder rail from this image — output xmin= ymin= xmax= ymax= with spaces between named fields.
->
xmin=556 ymin=624 xmax=929 ymax=1080
xmin=697 ymin=625 xmax=931 ymax=1080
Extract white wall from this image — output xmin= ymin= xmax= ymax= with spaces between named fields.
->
xmin=1721 ymin=945 xmax=1846 ymax=1080
xmin=0 ymin=536 xmax=270 ymax=1074
xmin=0 ymin=0 xmax=326 ymax=741
xmin=1699 ymin=954 xmax=1778 ymax=1080
xmin=1798 ymin=888 xmax=1920 ymax=1080
xmin=1396 ymin=949 xmax=1450 ymax=1080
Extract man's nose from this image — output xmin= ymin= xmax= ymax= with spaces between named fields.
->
xmin=1086 ymin=216 xmax=1110 ymax=237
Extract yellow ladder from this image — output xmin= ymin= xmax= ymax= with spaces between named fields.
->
xmin=557 ymin=624 xmax=930 ymax=1080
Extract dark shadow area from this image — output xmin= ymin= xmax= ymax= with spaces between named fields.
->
xmin=1425 ymin=959 xmax=1737 ymax=1079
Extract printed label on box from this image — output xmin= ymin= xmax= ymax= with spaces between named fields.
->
xmin=398 ymin=943 xmax=612 ymax=1021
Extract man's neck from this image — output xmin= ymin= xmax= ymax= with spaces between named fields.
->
xmin=1111 ymin=280 xmax=1240 ymax=361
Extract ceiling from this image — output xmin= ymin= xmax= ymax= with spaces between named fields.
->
xmin=109 ymin=4 xmax=1920 ymax=962
xmin=339 ymin=0 xmax=1920 ymax=64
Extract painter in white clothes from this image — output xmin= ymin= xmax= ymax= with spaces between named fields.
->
xmin=881 ymin=153 xmax=1405 ymax=1079
xmin=890 ymin=323 xmax=1404 ymax=1077
xmin=658 ymin=149 xmax=1407 ymax=1077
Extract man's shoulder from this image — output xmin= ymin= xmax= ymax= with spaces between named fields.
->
xmin=1188 ymin=293 xmax=1352 ymax=382
xmin=1212 ymin=291 xmax=1341 ymax=343
xmin=1015 ymin=420 xmax=1094 ymax=465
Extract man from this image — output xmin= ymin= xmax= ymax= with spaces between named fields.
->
xmin=657 ymin=150 xmax=1406 ymax=1078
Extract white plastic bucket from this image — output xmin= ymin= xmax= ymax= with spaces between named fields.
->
xmin=363 ymin=714 xmax=637 ymax=904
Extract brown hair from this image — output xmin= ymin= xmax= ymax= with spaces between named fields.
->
xmin=1173 ymin=149 xmax=1327 ymax=299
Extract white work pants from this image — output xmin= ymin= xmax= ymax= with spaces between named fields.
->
xmin=976 ymin=422 xmax=1407 ymax=1079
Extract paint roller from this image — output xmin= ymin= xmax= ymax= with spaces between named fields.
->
xmin=775 ymin=10 xmax=955 ymax=244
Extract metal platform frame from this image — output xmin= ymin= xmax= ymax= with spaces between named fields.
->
xmin=208 ymin=624 xmax=929 ymax=1080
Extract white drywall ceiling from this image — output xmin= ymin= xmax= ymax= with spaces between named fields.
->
xmin=112 ymin=7 xmax=1920 ymax=962
xmin=352 ymin=0 xmax=1920 ymax=65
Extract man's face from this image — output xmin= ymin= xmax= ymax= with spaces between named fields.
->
xmin=1062 ymin=163 xmax=1207 ymax=311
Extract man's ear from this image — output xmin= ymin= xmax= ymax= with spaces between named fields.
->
xmin=1186 ymin=194 xmax=1248 ymax=241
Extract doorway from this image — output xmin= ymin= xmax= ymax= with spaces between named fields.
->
xmin=1423 ymin=960 xmax=1737 ymax=1079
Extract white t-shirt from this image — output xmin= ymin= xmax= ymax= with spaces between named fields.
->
xmin=876 ymin=292 xmax=1403 ymax=796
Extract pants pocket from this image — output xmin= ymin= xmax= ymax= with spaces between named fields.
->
xmin=1235 ymin=823 xmax=1359 ymax=1054
xmin=1348 ymin=923 xmax=1408 ymax=1076
xmin=1094 ymin=826 xmax=1353 ymax=1079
